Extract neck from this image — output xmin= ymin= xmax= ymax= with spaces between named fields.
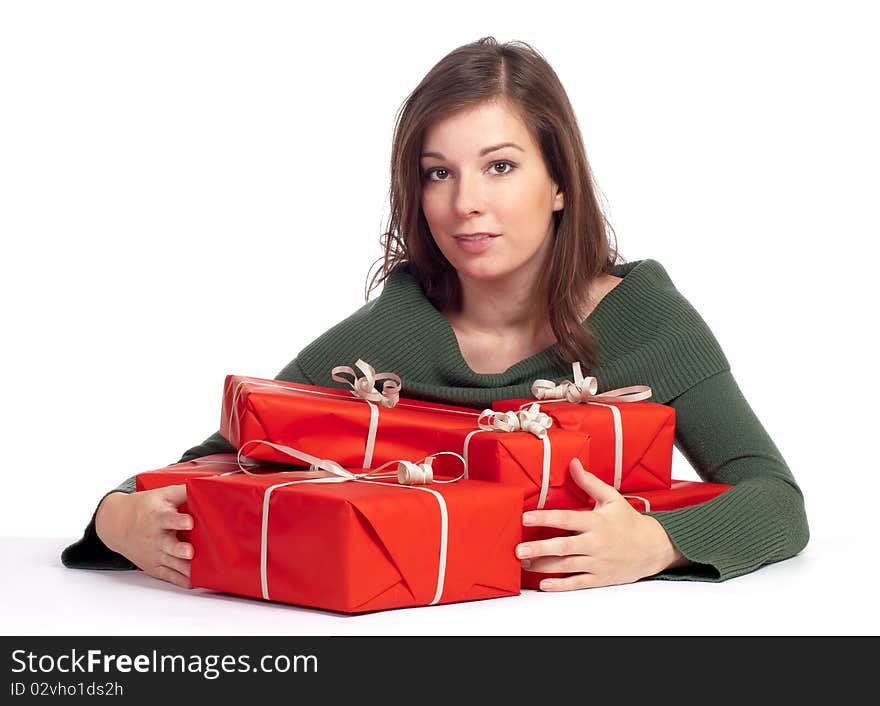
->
xmin=451 ymin=268 xmax=549 ymax=340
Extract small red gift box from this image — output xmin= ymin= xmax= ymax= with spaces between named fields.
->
xmin=521 ymin=479 xmax=734 ymax=589
xmin=222 ymin=370 xmax=481 ymax=469
xmin=433 ymin=407 xmax=591 ymax=514
xmin=186 ymin=468 xmax=523 ymax=613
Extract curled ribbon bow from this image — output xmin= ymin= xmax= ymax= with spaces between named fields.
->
xmin=331 ymin=358 xmax=402 ymax=408
xmin=237 ymin=439 xmax=466 ymax=486
xmin=531 ymin=362 xmax=652 ymax=404
xmin=478 ymin=403 xmax=553 ymax=439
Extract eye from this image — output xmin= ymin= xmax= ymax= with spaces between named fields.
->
xmin=424 ymin=167 xmax=449 ymax=182
xmin=490 ymin=161 xmax=515 ymax=175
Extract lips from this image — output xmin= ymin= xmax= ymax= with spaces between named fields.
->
xmin=452 ymin=233 xmax=500 ymax=254
xmin=453 ymin=233 xmax=500 ymax=241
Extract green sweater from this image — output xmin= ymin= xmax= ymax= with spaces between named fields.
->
xmin=61 ymin=258 xmax=809 ymax=582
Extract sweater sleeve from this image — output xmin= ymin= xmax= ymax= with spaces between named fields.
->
xmin=642 ymin=369 xmax=810 ymax=582
xmin=61 ymin=359 xmax=314 ymax=570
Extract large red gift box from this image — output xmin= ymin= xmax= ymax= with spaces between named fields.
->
xmin=186 ymin=470 xmax=524 ymax=613
xmin=619 ymin=479 xmax=734 ymax=512
xmin=521 ymin=479 xmax=734 ymax=589
xmin=222 ymin=373 xmax=481 ymax=469
xmin=135 ymin=453 xmax=262 ymax=544
xmin=491 ymin=397 xmax=674 ymax=492
xmin=135 ymin=453 xmax=252 ymax=492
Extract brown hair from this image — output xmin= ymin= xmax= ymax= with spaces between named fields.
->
xmin=367 ymin=36 xmax=623 ymax=371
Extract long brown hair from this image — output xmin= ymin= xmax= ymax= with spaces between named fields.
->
xmin=367 ymin=36 xmax=623 ymax=370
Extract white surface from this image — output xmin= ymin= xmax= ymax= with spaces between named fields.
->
xmin=1 ymin=532 xmax=874 ymax=636
xmin=0 ymin=2 xmax=876 ymax=634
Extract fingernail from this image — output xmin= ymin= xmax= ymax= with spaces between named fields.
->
xmin=521 ymin=559 xmax=532 ymax=569
xmin=522 ymin=513 xmax=535 ymax=525
xmin=541 ymin=579 xmax=555 ymax=590
xmin=185 ymin=519 xmax=193 ymax=530
xmin=516 ymin=545 xmax=532 ymax=558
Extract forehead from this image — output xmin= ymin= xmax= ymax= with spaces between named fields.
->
xmin=421 ymin=99 xmax=536 ymax=156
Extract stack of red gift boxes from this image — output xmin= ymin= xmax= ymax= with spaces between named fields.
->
xmin=136 ymin=360 xmax=732 ymax=613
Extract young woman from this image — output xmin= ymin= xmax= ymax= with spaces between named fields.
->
xmin=62 ymin=37 xmax=809 ymax=592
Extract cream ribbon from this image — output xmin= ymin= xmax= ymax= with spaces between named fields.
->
xmin=524 ymin=362 xmax=652 ymax=491
xmin=531 ymin=362 xmax=652 ymax=404
xmin=462 ymin=404 xmax=554 ymax=510
xmin=331 ymin=358 xmax=402 ymax=408
xmin=235 ymin=439 xmax=466 ymax=606
xmin=228 ymin=365 xmax=477 ymax=470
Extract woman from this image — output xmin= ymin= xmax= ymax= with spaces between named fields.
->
xmin=62 ymin=37 xmax=809 ymax=592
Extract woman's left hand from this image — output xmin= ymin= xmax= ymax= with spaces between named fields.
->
xmin=516 ymin=458 xmax=687 ymax=591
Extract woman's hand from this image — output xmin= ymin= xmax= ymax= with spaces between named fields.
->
xmin=516 ymin=458 xmax=689 ymax=591
xmin=95 ymin=485 xmax=194 ymax=589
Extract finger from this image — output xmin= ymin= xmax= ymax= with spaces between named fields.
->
xmin=158 ymin=484 xmax=187 ymax=507
xmin=522 ymin=509 xmax=592 ymax=532
xmin=568 ymin=459 xmax=620 ymax=505
xmin=161 ymin=510 xmax=194 ymax=531
xmin=522 ymin=555 xmax=595 ymax=574
xmin=161 ymin=553 xmax=191 ymax=578
xmin=160 ymin=535 xmax=194 ymax=560
xmin=151 ymin=564 xmax=191 ymax=589
xmin=517 ymin=534 xmax=582 ymax=560
xmin=538 ymin=573 xmax=605 ymax=592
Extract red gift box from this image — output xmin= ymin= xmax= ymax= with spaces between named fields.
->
xmin=619 ymin=479 xmax=734 ymax=512
xmin=490 ymin=397 xmax=674 ymax=493
xmin=434 ymin=408 xmax=591 ymax=515
xmin=222 ymin=372 xmax=481 ymax=469
xmin=186 ymin=468 xmax=524 ymax=613
xmin=521 ymin=479 xmax=733 ymax=589
xmin=135 ymin=453 xmax=252 ymax=492
xmin=493 ymin=363 xmax=673 ymax=493
xmin=135 ymin=453 xmax=274 ymax=545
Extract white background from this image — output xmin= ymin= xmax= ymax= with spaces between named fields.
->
xmin=1 ymin=1 xmax=877 ymax=633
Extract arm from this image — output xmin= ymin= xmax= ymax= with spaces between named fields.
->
xmin=60 ymin=476 xmax=138 ymax=570
xmin=61 ymin=359 xmax=314 ymax=571
xmin=514 ymin=369 xmax=809 ymax=589
xmin=644 ymin=369 xmax=810 ymax=581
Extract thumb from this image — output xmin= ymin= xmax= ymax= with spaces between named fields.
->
xmin=158 ymin=483 xmax=188 ymax=507
xmin=569 ymin=458 xmax=619 ymax=506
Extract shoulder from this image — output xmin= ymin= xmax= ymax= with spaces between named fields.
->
xmin=596 ymin=258 xmax=732 ymax=402
xmin=611 ymin=258 xmax=676 ymax=290
xmin=610 ymin=258 xmax=706 ymax=319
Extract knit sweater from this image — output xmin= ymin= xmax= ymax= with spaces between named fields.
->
xmin=61 ymin=258 xmax=810 ymax=582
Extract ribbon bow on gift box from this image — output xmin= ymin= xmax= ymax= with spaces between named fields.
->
xmin=531 ymin=362 xmax=652 ymax=404
xmin=523 ymin=362 xmax=653 ymax=490
xmin=478 ymin=403 xmax=553 ymax=439
xmin=331 ymin=358 xmax=402 ymax=408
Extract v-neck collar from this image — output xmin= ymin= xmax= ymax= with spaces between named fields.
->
xmin=403 ymin=260 xmax=644 ymax=381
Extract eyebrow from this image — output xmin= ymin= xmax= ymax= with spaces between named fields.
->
xmin=419 ymin=142 xmax=525 ymax=160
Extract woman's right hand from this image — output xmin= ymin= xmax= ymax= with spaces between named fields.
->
xmin=95 ymin=485 xmax=194 ymax=589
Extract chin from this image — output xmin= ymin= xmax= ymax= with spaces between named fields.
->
xmin=454 ymin=262 xmax=514 ymax=282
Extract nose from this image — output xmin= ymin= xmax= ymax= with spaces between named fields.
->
xmin=452 ymin=170 xmax=485 ymax=216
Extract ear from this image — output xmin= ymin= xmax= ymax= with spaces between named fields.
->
xmin=552 ymin=185 xmax=564 ymax=212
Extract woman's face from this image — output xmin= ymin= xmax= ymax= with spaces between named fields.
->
xmin=419 ymin=98 xmax=564 ymax=286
